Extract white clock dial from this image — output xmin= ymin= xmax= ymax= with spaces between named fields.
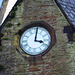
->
xmin=20 ymin=27 xmax=51 ymax=55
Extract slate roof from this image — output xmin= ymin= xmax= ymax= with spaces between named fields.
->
xmin=56 ymin=0 xmax=75 ymax=27
xmin=0 ymin=0 xmax=75 ymax=30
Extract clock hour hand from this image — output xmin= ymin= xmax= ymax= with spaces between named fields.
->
xmin=35 ymin=40 xmax=43 ymax=43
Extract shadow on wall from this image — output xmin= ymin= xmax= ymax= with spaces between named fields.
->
xmin=0 ymin=33 xmax=3 ymax=46
xmin=67 ymin=33 xmax=73 ymax=42
xmin=63 ymin=26 xmax=74 ymax=42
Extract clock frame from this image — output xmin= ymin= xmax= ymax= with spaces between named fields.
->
xmin=14 ymin=21 xmax=56 ymax=61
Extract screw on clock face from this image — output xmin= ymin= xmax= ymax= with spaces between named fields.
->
xmin=34 ymin=27 xmax=43 ymax=43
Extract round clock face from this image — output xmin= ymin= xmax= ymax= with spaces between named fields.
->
xmin=20 ymin=27 xmax=51 ymax=55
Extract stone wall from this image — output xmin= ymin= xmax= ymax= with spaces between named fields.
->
xmin=0 ymin=0 xmax=75 ymax=75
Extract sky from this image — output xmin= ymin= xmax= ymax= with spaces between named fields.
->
xmin=0 ymin=0 xmax=3 ymax=7
xmin=0 ymin=0 xmax=17 ymax=26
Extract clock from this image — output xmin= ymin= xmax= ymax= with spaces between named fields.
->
xmin=16 ymin=21 xmax=56 ymax=60
xmin=20 ymin=26 xmax=51 ymax=55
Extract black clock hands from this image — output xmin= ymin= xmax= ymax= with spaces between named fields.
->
xmin=34 ymin=27 xmax=43 ymax=43
xmin=35 ymin=40 xmax=43 ymax=43
xmin=34 ymin=27 xmax=38 ymax=41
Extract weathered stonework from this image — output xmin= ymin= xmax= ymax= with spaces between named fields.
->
xmin=0 ymin=0 xmax=75 ymax=75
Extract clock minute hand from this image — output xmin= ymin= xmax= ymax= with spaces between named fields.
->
xmin=34 ymin=27 xmax=43 ymax=43
xmin=34 ymin=27 xmax=38 ymax=41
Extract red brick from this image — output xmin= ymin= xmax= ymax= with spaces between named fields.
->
xmin=40 ymin=5 xmax=54 ymax=8
xmin=41 ymin=71 xmax=46 ymax=75
xmin=34 ymin=10 xmax=39 ymax=12
xmin=29 ymin=62 xmax=44 ymax=66
xmin=46 ymin=53 xmax=51 ymax=56
xmin=52 ymin=24 xmax=56 ymax=26
xmin=49 ymin=16 xmax=57 ymax=19
xmin=50 ymin=5 xmax=54 ymax=6
xmin=40 ymin=15 xmax=57 ymax=20
xmin=32 ymin=73 xmax=36 ymax=75
xmin=45 ymin=66 xmax=51 ymax=69
xmin=40 ymin=5 xmax=50 ymax=7
xmin=50 ymin=22 xmax=54 ymax=24
xmin=40 ymin=16 xmax=48 ymax=19
xmin=55 ymin=29 xmax=60 ymax=31
xmin=29 ymin=67 xmax=40 ymax=72
xmin=51 ymin=62 xmax=57 ymax=66
xmin=46 ymin=62 xmax=51 ymax=65
xmin=46 ymin=62 xmax=57 ymax=66
xmin=52 ymin=19 xmax=56 ymax=21
xmin=43 ymin=66 xmax=51 ymax=70
xmin=31 ymin=17 xmax=37 ymax=20
xmin=43 ymin=1 xmax=51 ymax=3
xmin=52 ymin=22 xmax=56 ymax=24
xmin=43 ymin=56 xmax=50 ymax=60
xmin=61 ymin=48 xmax=66 ymax=51
xmin=47 ymin=72 xmax=51 ymax=75
xmin=57 ymin=59 xmax=66 ymax=64
xmin=36 ymin=62 xmax=44 ymax=65
xmin=47 ymin=20 xmax=51 ymax=22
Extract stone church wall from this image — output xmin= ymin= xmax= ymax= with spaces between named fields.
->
xmin=0 ymin=0 xmax=75 ymax=75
